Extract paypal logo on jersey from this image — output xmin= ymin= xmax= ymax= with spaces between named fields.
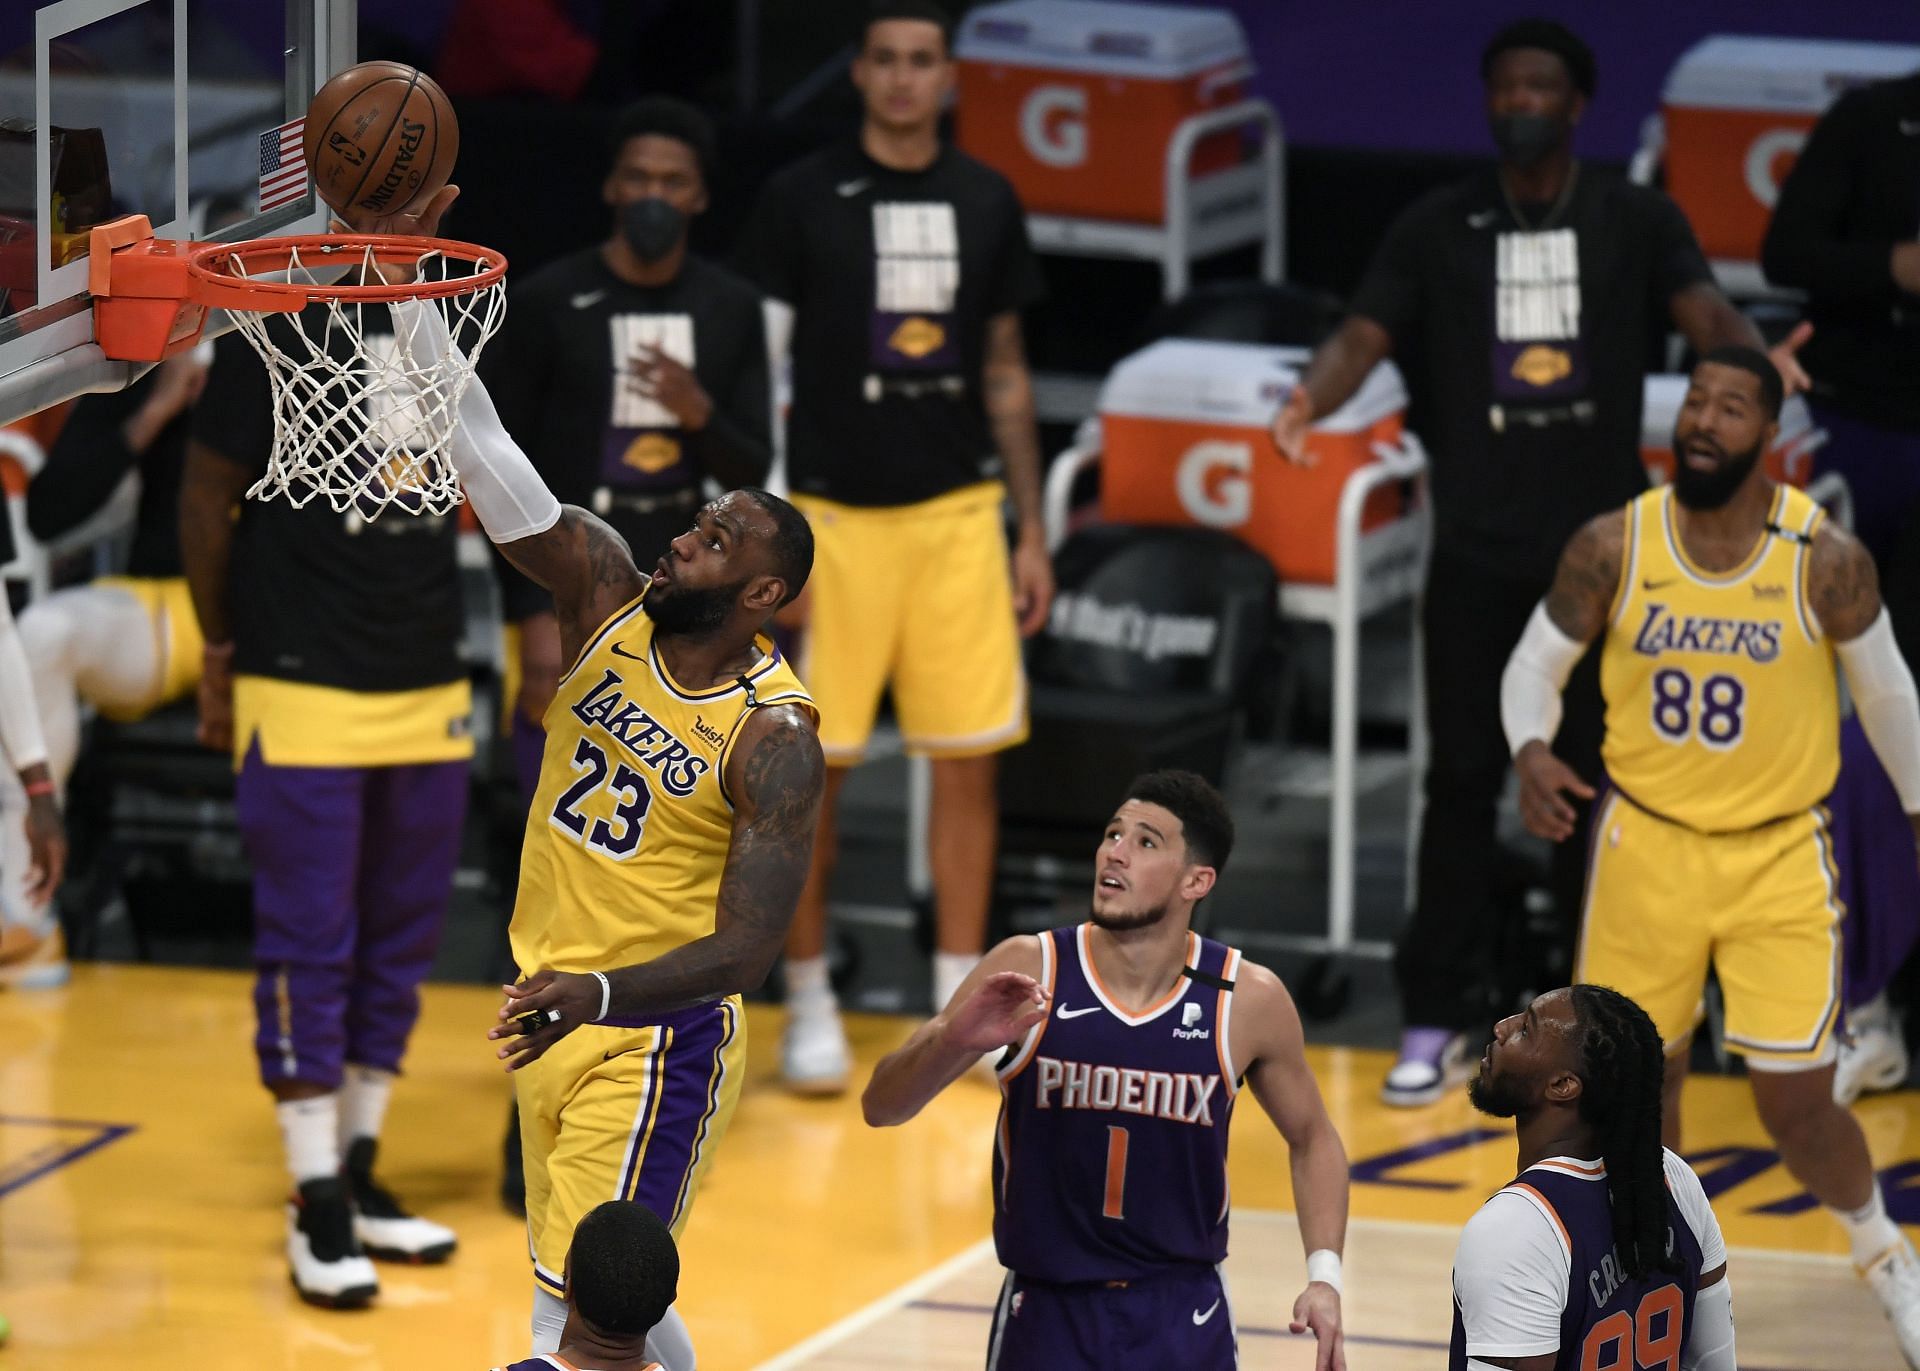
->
xmin=1631 ymin=603 xmax=1782 ymax=663
xmin=1172 ymin=1001 xmax=1210 ymax=1041
xmin=1033 ymin=1056 xmax=1221 ymax=1125
xmin=569 ymin=668 xmax=710 ymax=797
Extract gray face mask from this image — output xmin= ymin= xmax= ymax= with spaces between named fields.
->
xmin=1490 ymin=112 xmax=1565 ymax=169
xmin=619 ymin=197 xmax=687 ymax=263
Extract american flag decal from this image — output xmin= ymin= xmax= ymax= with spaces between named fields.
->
xmin=257 ymin=117 xmax=307 ymax=213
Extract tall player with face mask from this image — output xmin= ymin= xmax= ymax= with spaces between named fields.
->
xmin=481 ymin=96 xmax=775 ymax=804
xmin=1504 ymin=348 xmax=1920 ymax=1365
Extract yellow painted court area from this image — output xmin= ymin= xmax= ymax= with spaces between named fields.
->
xmin=1 ymin=966 xmax=1914 ymax=1368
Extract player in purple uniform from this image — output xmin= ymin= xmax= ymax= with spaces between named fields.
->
xmin=491 ymin=1200 xmax=675 ymax=1371
xmin=864 ymin=770 xmax=1350 ymax=1370
xmin=1452 ymin=985 xmax=1736 ymax=1370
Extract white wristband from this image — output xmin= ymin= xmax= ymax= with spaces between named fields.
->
xmin=590 ymin=971 xmax=611 ymax=1023
xmin=1305 ymin=1249 xmax=1342 ymax=1294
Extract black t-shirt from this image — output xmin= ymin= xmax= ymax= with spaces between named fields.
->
xmin=480 ymin=248 xmax=772 ymax=622
xmin=737 ymin=141 xmax=1044 ymax=507
xmin=1761 ymin=74 xmax=1920 ymax=429
xmin=29 ymin=374 xmax=186 ymax=577
xmin=191 ymin=323 xmax=465 ymax=692
xmin=1351 ymin=166 xmax=1714 ymax=584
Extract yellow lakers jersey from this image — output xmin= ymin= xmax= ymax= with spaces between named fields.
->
xmin=1600 ymin=484 xmax=1836 ymax=832
xmin=510 ymin=594 xmax=815 ymax=976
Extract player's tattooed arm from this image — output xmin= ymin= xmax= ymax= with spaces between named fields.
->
xmin=1542 ymin=508 xmax=1627 ymax=643
xmin=490 ymin=705 xmax=822 ymax=1070
xmin=1806 ymin=521 xmax=1883 ymax=643
xmin=496 ymin=506 xmax=650 ymax=666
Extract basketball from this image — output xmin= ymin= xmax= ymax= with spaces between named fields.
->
xmin=302 ymin=61 xmax=458 ymax=219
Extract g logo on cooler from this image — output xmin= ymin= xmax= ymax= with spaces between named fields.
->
xmin=1020 ymin=85 xmax=1088 ymax=168
xmin=1175 ymin=440 xmax=1252 ymax=529
xmin=1742 ymin=128 xmax=1806 ymax=209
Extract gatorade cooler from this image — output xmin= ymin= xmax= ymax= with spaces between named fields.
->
xmin=1661 ymin=36 xmax=1920 ymax=264
xmin=1098 ymin=340 xmax=1408 ymax=586
xmin=1639 ymin=374 xmax=1821 ymax=489
xmin=955 ymin=0 xmax=1252 ymax=222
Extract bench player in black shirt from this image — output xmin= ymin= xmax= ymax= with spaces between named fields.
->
xmin=482 ymin=97 xmax=773 ymax=803
xmin=739 ymin=0 xmax=1053 ymax=1093
xmin=1270 ymin=19 xmax=1811 ymax=1108
xmin=183 ymin=324 xmax=470 ymax=1308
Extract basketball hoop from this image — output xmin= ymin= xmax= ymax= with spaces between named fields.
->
xmin=89 ymin=215 xmax=507 ymax=519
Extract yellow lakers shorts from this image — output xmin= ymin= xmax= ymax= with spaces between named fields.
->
xmin=791 ymin=482 xmax=1028 ymax=764
xmin=515 ymin=997 xmax=745 ymax=1295
xmin=93 ymin=576 xmax=202 ymax=722
xmin=1576 ymin=792 xmax=1843 ymax=1070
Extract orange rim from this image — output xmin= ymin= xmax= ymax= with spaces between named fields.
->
xmin=184 ymin=232 xmax=507 ymax=309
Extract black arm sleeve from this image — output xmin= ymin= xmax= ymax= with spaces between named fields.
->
xmin=1762 ymin=91 xmax=1896 ymax=302
xmin=26 ymin=382 xmax=149 ymax=541
xmin=688 ymin=303 xmax=773 ymax=490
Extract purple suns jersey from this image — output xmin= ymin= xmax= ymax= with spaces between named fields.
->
xmin=992 ymin=924 xmax=1244 ymax=1284
xmin=1449 ymin=1153 xmax=1713 ymax=1371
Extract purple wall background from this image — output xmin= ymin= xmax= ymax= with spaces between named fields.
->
xmin=1218 ymin=0 xmax=1919 ymax=159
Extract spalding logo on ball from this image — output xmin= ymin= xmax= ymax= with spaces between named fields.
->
xmin=303 ymin=61 xmax=459 ymax=218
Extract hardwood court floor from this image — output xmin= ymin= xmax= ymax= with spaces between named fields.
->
xmin=2 ymin=966 xmax=1916 ymax=1369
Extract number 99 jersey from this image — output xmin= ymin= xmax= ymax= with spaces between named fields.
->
xmin=1600 ymin=484 xmax=1836 ymax=832
xmin=509 ymin=592 xmax=815 ymax=979
xmin=991 ymin=924 xmax=1243 ymax=1284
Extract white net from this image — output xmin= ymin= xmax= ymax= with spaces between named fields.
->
xmin=207 ymin=238 xmax=506 ymax=519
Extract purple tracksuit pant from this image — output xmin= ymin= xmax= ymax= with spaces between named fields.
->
xmin=237 ymin=741 xmax=469 ymax=1089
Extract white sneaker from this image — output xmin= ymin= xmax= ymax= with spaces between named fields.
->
xmin=0 ymin=921 xmax=69 ymax=990
xmin=288 ymin=1177 xmax=379 ymax=1308
xmin=1861 ymin=1234 xmax=1920 ymax=1368
xmin=345 ymin=1138 xmax=457 ymax=1264
xmin=1381 ymin=1031 xmax=1473 ymax=1108
xmin=1837 ymin=1014 xmax=1909 ymax=1107
xmin=782 ymin=1000 xmax=851 ymax=1097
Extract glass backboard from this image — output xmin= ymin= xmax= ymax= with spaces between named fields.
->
xmin=0 ymin=0 xmax=352 ymax=427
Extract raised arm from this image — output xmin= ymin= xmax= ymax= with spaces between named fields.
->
xmin=1812 ymin=523 xmax=1920 ymax=839
xmin=983 ymin=310 xmax=1053 ymax=637
xmin=489 ymin=702 xmax=824 ymax=1069
xmin=1236 ymin=961 xmax=1348 ymax=1371
xmin=862 ymin=936 xmax=1048 ymax=1127
xmin=1505 ymin=510 xmax=1621 ymax=841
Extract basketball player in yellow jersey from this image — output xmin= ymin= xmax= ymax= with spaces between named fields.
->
xmin=1503 ymin=346 xmax=1920 ymax=1364
xmin=347 ymin=187 xmax=824 ymax=1370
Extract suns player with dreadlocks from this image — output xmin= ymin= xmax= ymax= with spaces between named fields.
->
xmin=1454 ymin=985 xmax=1734 ymax=1371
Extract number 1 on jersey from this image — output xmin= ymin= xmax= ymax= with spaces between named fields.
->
xmin=1103 ymin=1125 xmax=1130 ymax=1220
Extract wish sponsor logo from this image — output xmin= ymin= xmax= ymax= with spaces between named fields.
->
xmin=1047 ymin=592 xmax=1219 ymax=662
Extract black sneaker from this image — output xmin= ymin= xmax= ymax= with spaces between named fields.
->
xmin=289 ymin=1176 xmax=379 ymax=1308
xmin=345 ymin=1136 xmax=458 ymax=1264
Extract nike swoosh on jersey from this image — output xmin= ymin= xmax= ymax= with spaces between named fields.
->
xmin=1192 ymin=1299 xmax=1221 ymax=1326
xmin=609 ymin=641 xmax=646 ymax=661
xmin=1055 ymin=1005 xmax=1102 ymax=1019
xmin=1467 ymin=209 xmax=1499 ymax=228
xmin=1643 ymin=578 xmax=1676 ymax=591
xmin=571 ymin=290 xmax=607 ymax=309
xmin=1901 ymin=118 xmax=1920 ymax=136
xmin=836 ymin=178 xmax=872 ymax=197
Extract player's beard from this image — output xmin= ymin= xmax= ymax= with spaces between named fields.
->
xmin=1670 ymin=430 xmax=1763 ymax=511
xmin=1088 ymin=899 xmax=1172 ymax=933
xmin=1467 ymin=1064 xmax=1533 ymax=1120
xmin=644 ymin=577 xmax=749 ymax=638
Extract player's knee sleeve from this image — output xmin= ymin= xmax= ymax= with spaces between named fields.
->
xmin=530 ymin=1285 xmax=567 ymax=1355
xmin=645 ymin=1304 xmax=697 ymax=1371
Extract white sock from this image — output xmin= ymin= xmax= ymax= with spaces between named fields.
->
xmin=1833 ymin=1183 xmax=1904 ymax=1267
xmin=1851 ymin=992 xmax=1894 ymax=1033
xmin=786 ymin=956 xmax=835 ymax=1012
xmin=932 ymin=951 xmax=980 ymax=1011
xmin=276 ymin=1095 xmax=341 ymax=1185
xmin=338 ymin=1064 xmax=394 ymax=1148
xmin=645 ymin=1304 xmax=697 ymax=1371
xmin=531 ymin=1285 xmax=568 ymax=1355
